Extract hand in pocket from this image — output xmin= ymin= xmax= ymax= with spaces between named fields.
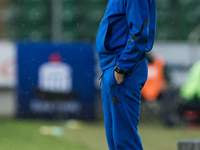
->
xmin=114 ymin=71 xmax=125 ymax=84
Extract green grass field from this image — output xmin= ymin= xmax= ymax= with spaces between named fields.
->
xmin=0 ymin=118 xmax=200 ymax=150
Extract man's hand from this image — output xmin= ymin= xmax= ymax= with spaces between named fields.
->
xmin=114 ymin=71 xmax=125 ymax=84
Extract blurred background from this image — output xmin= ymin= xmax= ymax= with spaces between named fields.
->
xmin=0 ymin=0 xmax=200 ymax=150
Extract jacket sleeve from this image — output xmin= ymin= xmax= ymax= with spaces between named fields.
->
xmin=116 ymin=0 xmax=150 ymax=74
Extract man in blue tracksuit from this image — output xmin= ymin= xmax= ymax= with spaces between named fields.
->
xmin=96 ymin=0 xmax=156 ymax=149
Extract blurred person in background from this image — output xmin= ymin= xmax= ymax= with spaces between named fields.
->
xmin=141 ymin=53 xmax=177 ymax=127
xmin=141 ymin=54 xmax=168 ymax=102
xmin=96 ymin=0 xmax=157 ymax=149
xmin=178 ymin=60 xmax=200 ymax=125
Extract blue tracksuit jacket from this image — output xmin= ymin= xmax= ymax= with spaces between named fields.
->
xmin=96 ymin=0 xmax=157 ymax=74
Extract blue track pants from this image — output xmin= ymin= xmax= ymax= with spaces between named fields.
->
xmin=101 ymin=58 xmax=148 ymax=150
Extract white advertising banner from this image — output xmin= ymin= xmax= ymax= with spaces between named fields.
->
xmin=0 ymin=41 xmax=16 ymax=88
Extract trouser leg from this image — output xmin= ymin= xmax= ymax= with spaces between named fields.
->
xmin=110 ymin=86 xmax=143 ymax=150
xmin=106 ymin=58 xmax=147 ymax=150
xmin=101 ymin=71 xmax=116 ymax=150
